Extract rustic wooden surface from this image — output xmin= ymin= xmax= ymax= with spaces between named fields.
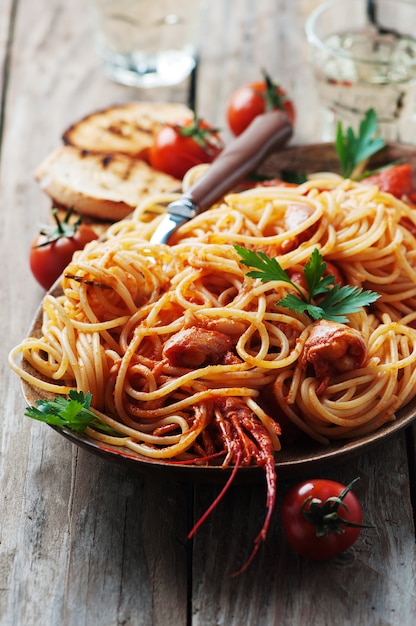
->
xmin=1 ymin=1 xmax=416 ymax=625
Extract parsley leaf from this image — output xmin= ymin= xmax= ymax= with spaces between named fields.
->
xmin=276 ymin=293 xmax=325 ymax=320
xmin=234 ymin=244 xmax=298 ymax=287
xmin=303 ymin=248 xmax=334 ymax=297
xmin=316 ymin=283 xmax=380 ymax=321
xmin=25 ymin=389 xmax=121 ymax=435
xmin=235 ymin=245 xmax=380 ymax=323
xmin=335 ymin=108 xmax=385 ymax=178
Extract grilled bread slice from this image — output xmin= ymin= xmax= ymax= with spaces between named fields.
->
xmin=62 ymin=101 xmax=193 ymax=161
xmin=35 ymin=145 xmax=180 ymax=221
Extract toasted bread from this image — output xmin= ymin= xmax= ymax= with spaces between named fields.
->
xmin=35 ymin=145 xmax=180 ymax=221
xmin=62 ymin=101 xmax=193 ymax=161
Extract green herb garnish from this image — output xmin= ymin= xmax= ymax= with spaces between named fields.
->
xmin=335 ymin=108 xmax=385 ymax=179
xmin=235 ymin=246 xmax=380 ymax=323
xmin=25 ymin=389 xmax=121 ymax=435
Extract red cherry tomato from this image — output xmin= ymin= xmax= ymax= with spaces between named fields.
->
xmin=149 ymin=113 xmax=224 ymax=179
xmin=227 ymin=70 xmax=295 ymax=136
xmin=280 ymin=478 xmax=366 ymax=560
xmin=30 ymin=209 xmax=98 ymax=290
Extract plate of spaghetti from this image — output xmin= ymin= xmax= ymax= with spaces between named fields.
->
xmin=9 ymin=141 xmax=416 ymax=487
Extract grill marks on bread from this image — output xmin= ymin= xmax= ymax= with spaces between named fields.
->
xmin=62 ymin=102 xmax=193 ymax=161
xmin=35 ymin=145 xmax=180 ymax=221
xmin=35 ymin=102 xmax=193 ymax=222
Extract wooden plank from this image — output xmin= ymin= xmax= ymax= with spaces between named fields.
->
xmin=3 ymin=425 xmax=189 ymax=625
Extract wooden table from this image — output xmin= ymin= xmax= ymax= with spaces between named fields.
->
xmin=1 ymin=1 xmax=416 ymax=624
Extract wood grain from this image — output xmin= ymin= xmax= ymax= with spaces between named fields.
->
xmin=1 ymin=1 xmax=416 ymax=625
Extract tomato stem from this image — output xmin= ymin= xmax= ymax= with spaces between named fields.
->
xmin=35 ymin=208 xmax=83 ymax=247
xmin=175 ymin=112 xmax=223 ymax=153
xmin=261 ymin=68 xmax=289 ymax=113
xmin=301 ymin=477 xmax=373 ymax=536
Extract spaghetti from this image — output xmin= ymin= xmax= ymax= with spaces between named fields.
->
xmin=9 ymin=175 xmax=416 ymax=458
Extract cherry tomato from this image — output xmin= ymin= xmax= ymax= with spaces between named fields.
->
xmin=30 ymin=209 xmax=98 ymax=290
xmin=363 ymin=163 xmax=416 ymax=199
xmin=149 ymin=113 xmax=224 ymax=179
xmin=280 ymin=478 xmax=366 ymax=560
xmin=227 ymin=69 xmax=295 ymax=136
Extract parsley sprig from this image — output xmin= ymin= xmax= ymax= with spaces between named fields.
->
xmin=335 ymin=108 xmax=385 ymax=179
xmin=235 ymin=246 xmax=380 ymax=323
xmin=25 ymin=390 xmax=121 ymax=435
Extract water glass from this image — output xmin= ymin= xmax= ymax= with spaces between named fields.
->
xmin=305 ymin=0 xmax=416 ymax=142
xmin=90 ymin=0 xmax=203 ymax=88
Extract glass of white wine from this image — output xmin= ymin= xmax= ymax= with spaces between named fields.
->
xmin=305 ymin=0 xmax=416 ymax=142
